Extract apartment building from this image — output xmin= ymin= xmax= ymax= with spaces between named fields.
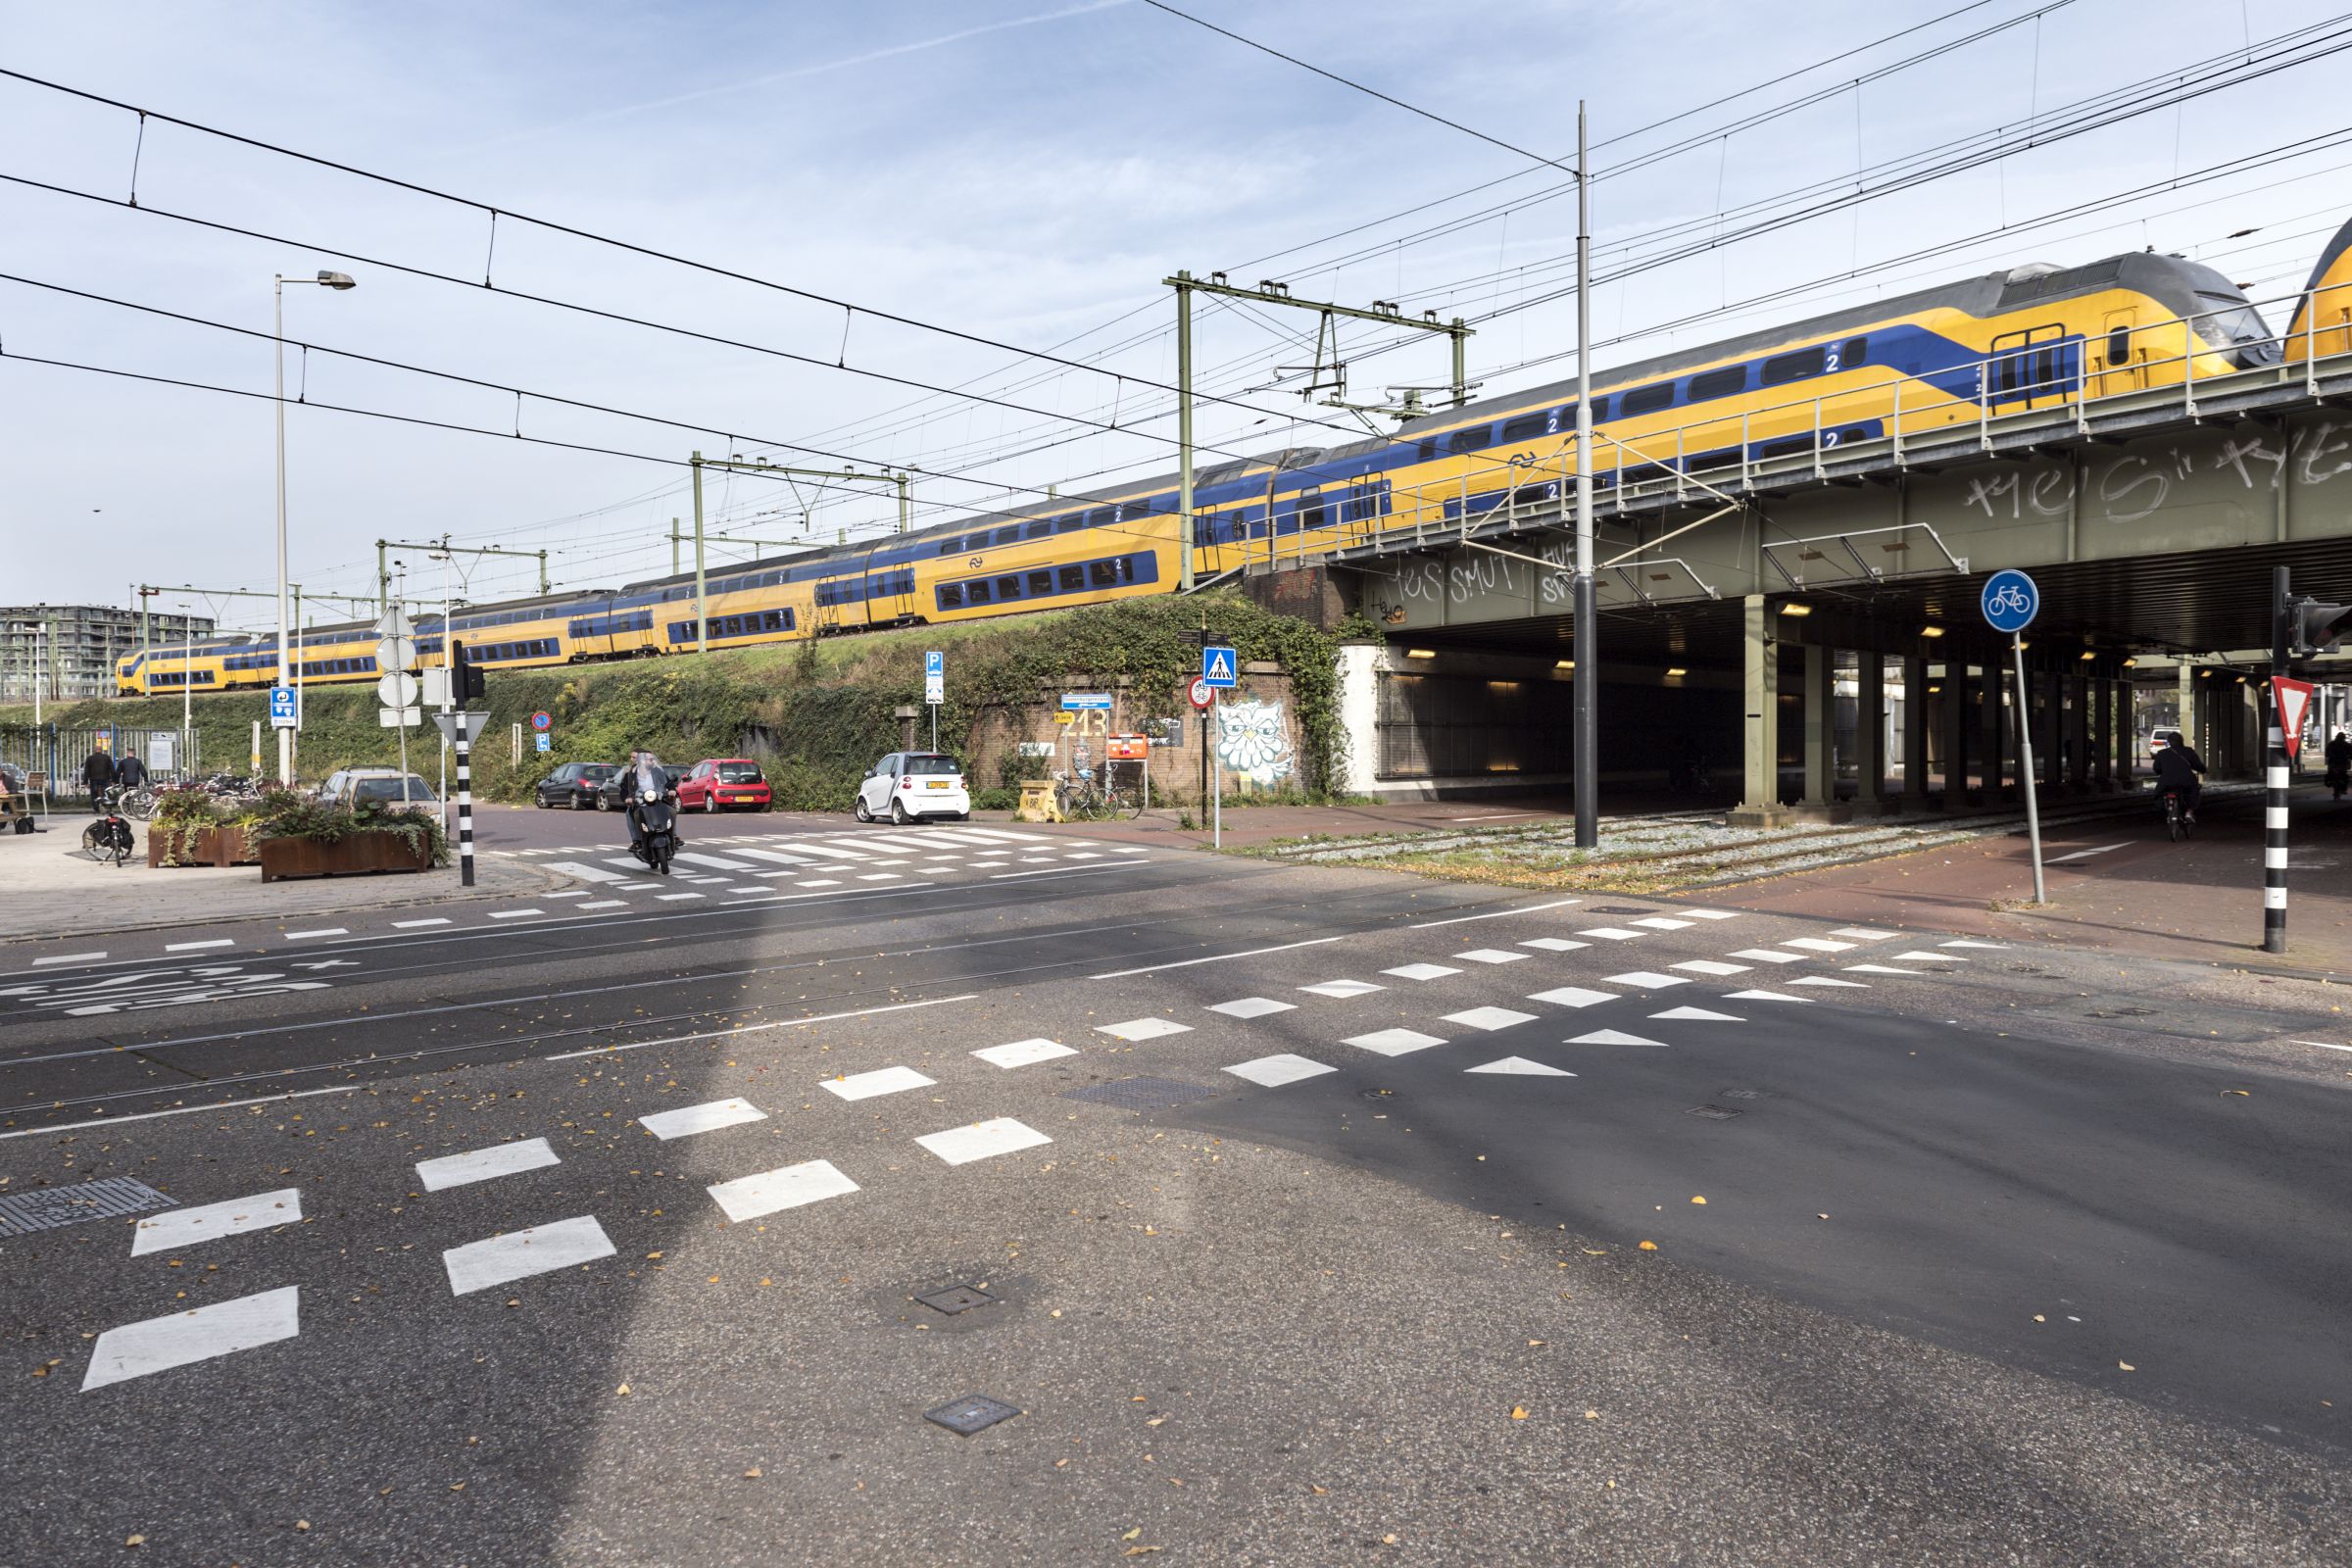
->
xmin=1 ymin=604 xmax=217 ymax=704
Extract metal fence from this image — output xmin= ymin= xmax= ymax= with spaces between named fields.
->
xmin=0 ymin=725 xmax=205 ymax=796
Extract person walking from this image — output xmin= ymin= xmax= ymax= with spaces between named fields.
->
xmin=115 ymin=750 xmax=149 ymax=792
xmin=81 ymin=747 xmax=117 ymax=813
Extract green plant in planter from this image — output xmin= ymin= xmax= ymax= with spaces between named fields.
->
xmin=150 ymin=785 xmax=228 ymax=866
xmin=248 ymin=787 xmax=452 ymax=867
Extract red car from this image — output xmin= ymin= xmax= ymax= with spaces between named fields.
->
xmin=675 ymin=758 xmax=771 ymax=812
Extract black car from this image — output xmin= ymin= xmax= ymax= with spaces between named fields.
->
xmin=534 ymin=761 xmax=620 ymax=810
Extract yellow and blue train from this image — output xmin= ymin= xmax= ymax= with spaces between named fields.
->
xmin=120 ymin=220 xmax=2351 ymax=697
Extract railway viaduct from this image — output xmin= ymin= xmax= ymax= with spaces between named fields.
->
xmin=1260 ymin=349 xmax=2352 ymax=817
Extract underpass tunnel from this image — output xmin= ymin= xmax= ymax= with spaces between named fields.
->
xmin=1336 ymin=538 xmax=2352 ymax=816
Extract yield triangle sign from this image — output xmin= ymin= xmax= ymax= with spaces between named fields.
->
xmin=2274 ymin=676 xmax=2315 ymax=762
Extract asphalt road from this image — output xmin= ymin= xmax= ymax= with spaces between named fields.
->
xmin=2 ymin=822 xmax=2347 ymax=1565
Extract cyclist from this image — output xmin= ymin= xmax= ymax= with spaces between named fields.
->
xmin=2150 ymin=728 xmax=2206 ymax=824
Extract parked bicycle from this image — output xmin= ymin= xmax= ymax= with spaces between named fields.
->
xmin=82 ymin=785 xmax=135 ymax=865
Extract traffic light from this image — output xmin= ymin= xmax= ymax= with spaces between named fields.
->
xmin=2290 ymin=597 xmax=2352 ymax=657
xmin=451 ymin=639 xmax=488 ymax=703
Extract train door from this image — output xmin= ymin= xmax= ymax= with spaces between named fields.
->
xmin=2096 ymin=309 xmax=2142 ymax=395
xmin=1986 ymin=323 xmax=2071 ymax=410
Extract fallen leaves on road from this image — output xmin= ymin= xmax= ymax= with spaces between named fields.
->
xmin=743 ymin=1468 xmax=763 ymax=1480
xmin=124 ymin=1536 xmax=144 ymax=1548
xmin=1584 ymin=1409 xmax=1599 ymax=1420
xmin=2118 ymin=1361 xmax=2136 ymax=1372
xmin=2223 ymin=1089 xmax=2250 ymax=1098
xmin=1638 ymin=1241 xmax=1658 ymax=1251
xmin=1510 ymin=1405 xmax=1530 ymax=1420
xmin=1690 ymin=1197 xmax=1706 ymax=1205
xmin=1121 ymin=1528 xmax=1142 ymax=1542
xmin=615 ymin=1383 xmax=630 ymax=1396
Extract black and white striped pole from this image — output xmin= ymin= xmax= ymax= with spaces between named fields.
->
xmin=455 ymin=723 xmax=475 ymax=888
xmin=2266 ymin=565 xmax=2291 ymax=955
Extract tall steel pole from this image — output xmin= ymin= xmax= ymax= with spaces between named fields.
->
xmin=1176 ymin=271 xmax=1196 ymax=593
xmin=691 ymin=452 xmax=709 ymax=654
xmin=272 ymin=276 xmax=293 ymax=788
xmin=1571 ymin=102 xmax=1599 ymax=850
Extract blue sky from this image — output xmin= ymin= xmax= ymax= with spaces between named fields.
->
xmin=5 ymin=0 xmax=2348 ymax=619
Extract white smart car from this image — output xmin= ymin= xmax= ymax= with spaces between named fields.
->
xmin=854 ymin=752 xmax=969 ymax=824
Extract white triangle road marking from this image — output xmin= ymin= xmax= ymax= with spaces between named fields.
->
xmin=1466 ymin=1056 xmax=1576 ymax=1076
xmin=1565 ymin=1029 xmax=1668 ymax=1047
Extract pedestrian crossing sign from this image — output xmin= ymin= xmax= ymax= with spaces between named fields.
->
xmin=1201 ymin=646 xmax=1237 ymax=688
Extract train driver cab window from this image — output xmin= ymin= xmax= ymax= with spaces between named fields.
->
xmin=1840 ymin=336 xmax=1868 ymax=368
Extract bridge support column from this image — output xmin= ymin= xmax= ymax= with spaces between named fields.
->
xmin=2117 ymin=679 xmax=2135 ymax=786
xmin=2066 ymin=672 xmax=2091 ymax=794
xmin=1729 ymin=594 xmax=1788 ymax=828
xmin=1901 ymin=653 xmax=1931 ymax=811
xmin=1793 ymin=642 xmax=1849 ymax=823
xmin=1855 ymin=653 xmax=1885 ymax=813
xmin=2091 ymin=678 xmax=2114 ymax=791
xmin=1938 ymin=662 xmax=1966 ymax=809
xmin=2180 ymin=662 xmax=2200 ymax=761
xmin=2037 ymin=663 xmax=2065 ymax=794
xmin=1981 ymin=661 xmax=2008 ymax=805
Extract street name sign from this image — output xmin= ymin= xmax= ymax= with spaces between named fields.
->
xmin=1060 ymin=692 xmax=1112 ymax=710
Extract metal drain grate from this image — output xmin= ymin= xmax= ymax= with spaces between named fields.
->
xmin=1059 ymin=1076 xmax=1216 ymax=1113
xmin=914 ymin=1285 xmax=995 ymax=1316
xmin=0 ymin=1176 xmax=173 ymax=1239
xmin=1686 ymin=1104 xmax=1744 ymax=1121
xmin=924 ymin=1395 xmax=1021 ymax=1437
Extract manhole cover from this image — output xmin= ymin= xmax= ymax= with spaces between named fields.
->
xmin=1717 ymin=1088 xmax=1773 ymax=1101
xmin=924 ymin=1395 xmax=1021 ymax=1437
xmin=0 ymin=1177 xmax=172 ymax=1239
xmin=1687 ymin=1104 xmax=1744 ymax=1121
xmin=1059 ymin=1076 xmax=1216 ymax=1112
xmin=914 ymin=1284 xmax=995 ymax=1316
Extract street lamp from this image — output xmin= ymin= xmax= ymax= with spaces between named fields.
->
xmin=273 ymin=269 xmax=358 ymax=786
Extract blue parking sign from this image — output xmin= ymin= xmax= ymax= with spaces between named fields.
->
xmin=1201 ymin=645 xmax=1238 ymax=688
xmin=535 ymin=733 xmax=551 ymax=753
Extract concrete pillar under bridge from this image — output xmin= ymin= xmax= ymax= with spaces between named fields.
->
xmin=1794 ymin=643 xmax=1847 ymax=824
xmin=1981 ymin=659 xmax=2009 ymax=808
xmin=1731 ymin=594 xmax=1788 ymax=828
xmin=1854 ymin=653 xmax=1885 ymax=813
xmin=1902 ymin=653 xmax=1931 ymax=809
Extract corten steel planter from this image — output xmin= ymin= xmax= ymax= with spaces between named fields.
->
xmin=257 ymin=832 xmax=435 ymax=882
xmin=146 ymin=825 xmax=266 ymax=868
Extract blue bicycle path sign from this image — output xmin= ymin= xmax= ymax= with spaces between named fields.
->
xmin=1981 ymin=569 xmax=2039 ymax=635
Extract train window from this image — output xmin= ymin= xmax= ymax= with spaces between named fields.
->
xmin=1841 ymin=336 xmax=1868 ymax=367
xmin=936 ymin=540 xmax=958 ymax=555
xmin=965 ymin=580 xmax=992 ymax=604
xmin=1298 ymin=493 xmax=1326 ymax=531
xmin=1087 ymin=560 xmax=1116 ymax=587
xmin=1414 ymin=439 xmax=1438 ymax=464
xmin=1445 ymin=426 xmax=1488 ymax=456
xmin=1761 ymin=346 xmax=1826 ymax=385
xmin=2106 ymin=329 xmax=2131 ymax=365
xmin=1054 ymin=513 xmax=1085 ymax=532
xmin=1086 ymin=508 xmax=1112 ymax=527
xmin=939 ymin=584 xmax=964 ymax=609
xmin=1686 ymin=366 xmax=1747 ymax=402
xmin=1619 ymin=382 xmax=1675 ymax=416
xmin=993 ymin=526 xmax=1021 ymax=546
xmin=1059 ymin=565 xmax=1085 ymax=591
xmin=1024 ymin=519 xmax=1051 ymax=539
xmin=997 ymin=575 xmax=1022 ymax=600
xmin=1498 ymin=414 xmax=1549 ymax=444
xmin=1028 ymin=570 xmax=1054 ymax=596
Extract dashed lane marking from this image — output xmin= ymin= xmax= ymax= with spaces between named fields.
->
xmin=1224 ymin=1054 xmax=1336 ymax=1088
xmin=1631 ymin=917 xmax=1693 ymax=931
xmin=1207 ymin=997 xmax=1296 ymax=1019
xmin=82 ymin=1285 xmax=300 ymax=1392
xmin=1404 ymin=897 xmax=1583 ymax=929
xmin=1466 ymin=1057 xmax=1575 ymax=1077
xmin=579 ymin=900 xmax=626 ymax=910
xmin=973 ymin=1038 xmax=1077 ymax=1068
xmin=130 ymin=1188 xmax=301 ymax=1256
xmin=32 ymin=952 xmax=107 ymax=966
xmin=821 ymin=1065 xmax=937 ymax=1101
xmin=1528 ymin=987 xmax=1617 ymax=1008
xmin=1092 ymin=935 xmax=1345 ymax=980
xmin=707 ymin=1159 xmax=860 ymax=1222
xmin=443 ymin=1215 xmax=615 ymax=1296
xmin=393 ymin=918 xmax=451 ymax=929
xmin=487 ymin=909 xmax=545 ymax=921
xmin=1723 ymin=989 xmax=1812 ymax=1003
xmin=1342 ymin=1028 xmax=1447 ymax=1057
xmin=1893 ymin=951 xmax=1966 ymax=962
xmin=416 ymin=1138 xmax=561 ymax=1193
xmin=286 ymin=927 xmax=350 ymax=940
xmin=1097 ymin=1016 xmax=1192 ymax=1042
xmin=1834 ymin=927 xmax=1901 ymax=940
xmin=1298 ymin=980 xmax=1385 ymax=999
xmin=638 ymin=1098 xmax=766 ymax=1141
xmin=166 ymin=939 xmax=235 ymax=953
xmin=1845 ymin=964 xmax=1926 ymax=975
xmin=916 ymin=1117 xmax=1053 ymax=1166
xmin=1443 ymin=1006 xmax=1539 ymax=1031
